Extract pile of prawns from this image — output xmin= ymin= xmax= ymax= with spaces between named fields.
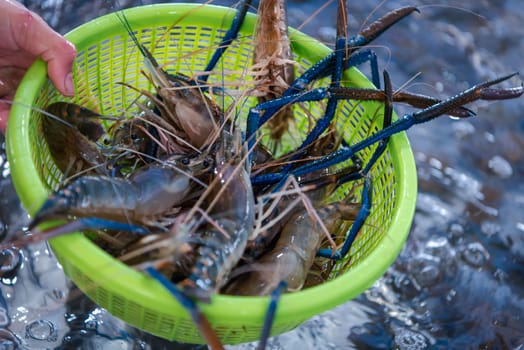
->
xmin=5 ymin=0 xmax=523 ymax=349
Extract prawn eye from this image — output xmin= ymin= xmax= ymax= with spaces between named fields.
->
xmin=181 ymin=157 xmax=190 ymax=165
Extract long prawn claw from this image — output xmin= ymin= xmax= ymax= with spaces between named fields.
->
xmin=202 ymin=0 xmax=253 ymax=83
xmin=145 ymin=267 xmax=225 ymax=350
xmin=253 ymin=71 xmax=524 ymax=187
xmin=315 ymin=74 xmax=391 ymax=260
xmin=5 ymin=218 xmax=149 ymax=251
xmin=33 ymin=218 xmax=150 ymax=238
xmin=414 ymin=72 xmax=523 ymax=122
xmin=257 ymin=280 xmax=287 ymax=350
xmin=317 ymin=176 xmax=372 ymax=260
xmin=327 ymin=87 xmax=475 ymax=118
xmin=357 ymin=6 xmax=419 ymax=45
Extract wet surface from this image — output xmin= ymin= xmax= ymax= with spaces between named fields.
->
xmin=1 ymin=0 xmax=523 ymax=348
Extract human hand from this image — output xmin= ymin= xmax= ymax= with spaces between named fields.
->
xmin=0 ymin=0 xmax=76 ymax=133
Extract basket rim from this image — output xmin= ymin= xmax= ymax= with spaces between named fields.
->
xmin=6 ymin=2 xmax=417 ymax=334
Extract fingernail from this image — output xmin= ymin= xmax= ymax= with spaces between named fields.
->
xmin=64 ymin=72 xmax=74 ymax=96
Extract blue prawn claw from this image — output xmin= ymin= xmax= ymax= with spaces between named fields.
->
xmin=145 ymin=266 xmax=225 ymax=350
xmin=252 ymin=72 xmax=524 ymax=186
xmin=258 ymin=280 xmax=287 ymax=350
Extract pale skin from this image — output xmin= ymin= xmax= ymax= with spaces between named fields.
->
xmin=0 ymin=0 xmax=76 ymax=132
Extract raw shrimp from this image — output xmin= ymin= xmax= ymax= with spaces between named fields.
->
xmin=28 ymin=152 xmax=213 ymax=233
xmin=223 ymin=202 xmax=360 ymax=296
xmin=117 ymin=11 xmax=222 ymax=150
xmin=42 ymin=102 xmax=107 ymax=177
xmin=252 ymin=0 xmax=295 ymax=142
xmin=178 ymin=130 xmax=255 ymax=301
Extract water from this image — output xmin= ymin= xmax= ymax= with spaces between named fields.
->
xmin=2 ymin=0 xmax=523 ymax=348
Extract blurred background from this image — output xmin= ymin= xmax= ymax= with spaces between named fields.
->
xmin=0 ymin=0 xmax=522 ymax=348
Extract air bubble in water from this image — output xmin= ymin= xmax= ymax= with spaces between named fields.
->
xmin=0 ymin=248 xmax=22 ymax=280
xmin=425 ymin=236 xmax=453 ymax=260
xmin=461 ymin=242 xmax=490 ymax=268
xmin=407 ymin=255 xmax=442 ymax=287
xmin=393 ymin=273 xmax=420 ymax=298
xmin=25 ymin=320 xmax=57 ymax=342
xmin=393 ymin=328 xmax=429 ymax=350
xmin=481 ymin=221 xmax=501 ymax=237
xmin=447 ymin=222 xmax=465 ymax=244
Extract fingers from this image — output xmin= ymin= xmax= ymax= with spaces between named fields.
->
xmin=8 ymin=2 xmax=77 ymax=96
xmin=0 ymin=95 xmax=13 ymax=133
xmin=0 ymin=111 xmax=7 ymax=133
xmin=0 ymin=67 xmax=23 ymax=133
xmin=0 ymin=67 xmax=25 ymax=96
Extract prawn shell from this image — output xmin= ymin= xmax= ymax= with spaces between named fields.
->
xmin=223 ymin=205 xmax=343 ymax=296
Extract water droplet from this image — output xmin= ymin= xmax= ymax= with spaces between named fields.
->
xmin=393 ymin=328 xmax=428 ymax=350
xmin=425 ymin=236 xmax=453 ymax=259
xmin=461 ymin=242 xmax=490 ymax=268
xmin=481 ymin=221 xmax=500 ymax=237
xmin=25 ymin=320 xmax=57 ymax=342
xmin=448 ymin=223 xmax=465 ymax=242
xmin=488 ymin=155 xmax=513 ymax=178
xmin=445 ymin=289 xmax=457 ymax=302
xmin=449 ymin=223 xmax=464 ymax=236
xmin=418 ymin=265 xmax=440 ymax=287
xmin=407 ymin=255 xmax=442 ymax=287
xmin=393 ymin=273 xmax=420 ymax=298
xmin=85 ymin=319 xmax=97 ymax=330
xmin=0 ymin=248 xmax=22 ymax=280
xmin=493 ymin=268 xmax=507 ymax=282
xmin=428 ymin=157 xmax=442 ymax=170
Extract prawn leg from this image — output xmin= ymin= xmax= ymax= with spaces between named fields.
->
xmin=145 ymin=267 xmax=225 ymax=350
xmin=318 ymin=69 xmax=394 ymax=189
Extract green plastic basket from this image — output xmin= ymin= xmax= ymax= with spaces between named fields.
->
xmin=6 ymin=3 xmax=417 ymax=345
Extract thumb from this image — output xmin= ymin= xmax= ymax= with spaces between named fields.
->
xmin=44 ymin=40 xmax=76 ymax=97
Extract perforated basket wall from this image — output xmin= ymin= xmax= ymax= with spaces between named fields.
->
xmin=7 ymin=4 xmax=417 ymax=345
